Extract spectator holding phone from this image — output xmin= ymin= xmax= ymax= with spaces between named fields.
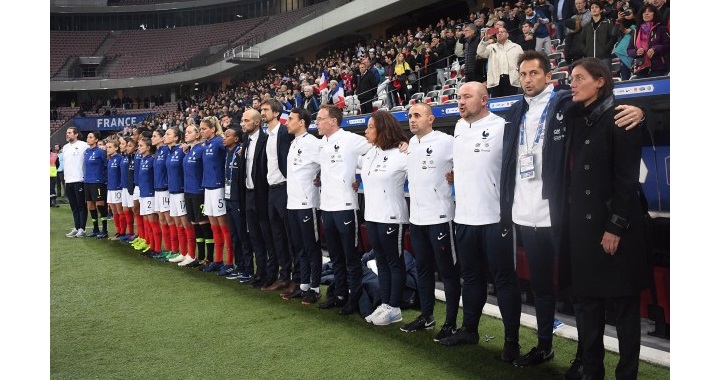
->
xmin=477 ymin=27 xmax=523 ymax=98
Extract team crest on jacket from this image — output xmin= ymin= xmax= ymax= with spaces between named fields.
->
xmin=426 ymin=147 xmax=433 ymax=156
xmin=482 ymin=130 xmax=490 ymax=139
xmin=334 ymin=144 xmax=340 ymax=152
xmin=556 ymin=112 xmax=564 ymax=121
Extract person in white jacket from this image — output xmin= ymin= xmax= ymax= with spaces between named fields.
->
xmin=437 ymin=82 xmax=522 ymax=363
xmin=477 ymin=27 xmax=523 ymax=98
xmin=399 ymin=103 xmax=461 ymax=343
xmin=359 ymin=110 xmax=410 ymax=326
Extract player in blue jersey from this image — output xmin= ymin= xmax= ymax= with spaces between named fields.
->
xmin=105 ymin=139 xmax=124 ymax=240
xmin=164 ymin=127 xmax=192 ymax=264
xmin=119 ymin=137 xmax=136 ymax=241
xmin=131 ymin=130 xmax=151 ymax=250
xmin=151 ymin=129 xmax=174 ymax=260
xmin=179 ymin=124 xmax=209 ymax=268
xmin=137 ymin=136 xmax=160 ymax=257
xmin=83 ymin=131 xmax=109 ymax=238
xmin=199 ymin=116 xmax=234 ymax=274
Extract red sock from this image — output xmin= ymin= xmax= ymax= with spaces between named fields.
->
xmin=136 ymin=213 xmax=144 ymax=239
xmin=124 ymin=210 xmax=135 ymax=235
xmin=117 ymin=212 xmax=126 ymax=235
xmin=220 ymin=225 xmax=234 ymax=265
xmin=185 ymin=226 xmax=196 ymax=259
xmin=161 ymin=223 xmax=170 ymax=252
xmin=142 ymin=216 xmax=151 ymax=246
xmin=145 ymin=217 xmax=153 ymax=243
xmin=169 ymin=224 xmax=179 ymax=253
xmin=211 ymin=224 xmax=224 ymax=263
xmin=151 ymin=221 xmax=162 ymax=252
xmin=176 ymin=225 xmax=186 ymax=255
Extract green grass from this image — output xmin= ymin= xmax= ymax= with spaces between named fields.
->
xmin=50 ymin=206 xmax=669 ymax=380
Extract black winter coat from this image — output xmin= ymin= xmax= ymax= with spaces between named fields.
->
xmin=563 ymin=96 xmax=648 ymax=297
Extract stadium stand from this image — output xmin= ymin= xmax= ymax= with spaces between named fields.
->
xmin=50 ymin=31 xmax=110 ymax=78
xmin=49 ymin=0 xmax=670 ymax=335
xmin=103 ymin=18 xmax=263 ymax=78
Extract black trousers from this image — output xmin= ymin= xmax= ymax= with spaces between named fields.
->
xmin=455 ymin=223 xmax=521 ymax=339
xmin=245 ymin=190 xmax=273 ymax=281
xmin=56 ymin=171 xmax=64 ymax=197
xmin=489 ymin=74 xmax=520 ymax=98
xmin=268 ymin=185 xmax=293 ymax=282
xmin=50 ymin=177 xmax=57 ymax=199
xmin=409 ymin=222 xmax=461 ymax=324
xmin=365 ymin=221 xmax=406 ymax=307
xmin=287 ymin=208 xmax=322 ymax=288
xmin=579 ymin=294 xmax=641 ymax=380
xmin=227 ymin=199 xmax=254 ymax=275
xmin=359 ymin=98 xmax=374 ymax=115
xmin=321 ymin=209 xmax=363 ymax=299
xmin=517 ymin=225 xmax=557 ymax=347
xmin=66 ymin=182 xmax=87 ymax=230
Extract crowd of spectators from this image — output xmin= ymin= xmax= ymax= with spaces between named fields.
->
xmin=51 ymin=0 xmax=669 ymax=134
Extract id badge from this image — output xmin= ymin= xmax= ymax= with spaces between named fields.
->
xmin=224 ymin=180 xmax=232 ymax=198
xmin=519 ymin=153 xmax=535 ymax=180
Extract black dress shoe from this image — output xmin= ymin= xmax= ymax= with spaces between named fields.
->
xmin=564 ymin=357 xmax=584 ymax=380
xmin=437 ymin=327 xmax=479 ymax=346
xmin=500 ymin=340 xmax=520 ymax=362
xmin=318 ymin=295 xmax=346 ymax=309
xmin=249 ymin=275 xmax=264 ymax=287
xmin=338 ymin=300 xmax=358 ymax=315
xmin=513 ymin=347 xmax=555 ymax=367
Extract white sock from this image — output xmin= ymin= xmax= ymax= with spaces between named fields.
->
xmin=300 ymin=283 xmax=310 ymax=291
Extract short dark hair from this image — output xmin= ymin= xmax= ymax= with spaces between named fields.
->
xmin=571 ymin=57 xmax=615 ymax=101
xmin=67 ymin=126 xmax=82 ymax=139
xmin=290 ymin=107 xmax=312 ymax=129
xmin=319 ymin=104 xmax=343 ymax=125
xmin=260 ymin=99 xmax=283 ymax=119
xmin=517 ymin=50 xmax=552 ymax=74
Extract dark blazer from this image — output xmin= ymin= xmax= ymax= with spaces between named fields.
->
xmin=238 ymin=130 xmax=269 ymax=220
xmin=563 ymin=96 xmax=648 ymax=297
xmin=355 ymin=69 xmax=378 ymax=102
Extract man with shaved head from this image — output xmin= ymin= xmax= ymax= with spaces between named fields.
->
xmin=239 ymin=108 xmax=274 ymax=289
xmin=399 ymin=103 xmax=461 ymax=342
xmin=437 ymin=82 xmax=522 ymax=365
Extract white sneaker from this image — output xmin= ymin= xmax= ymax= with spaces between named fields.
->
xmin=371 ymin=305 xmax=402 ymax=326
xmin=65 ymin=228 xmax=78 ymax=238
xmin=75 ymin=229 xmax=87 ymax=238
xmin=178 ymin=256 xmax=196 ymax=267
xmin=365 ymin=304 xmax=390 ymax=323
xmin=169 ymin=254 xmax=186 ymax=263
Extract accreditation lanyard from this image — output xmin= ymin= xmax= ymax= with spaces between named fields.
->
xmin=519 ymin=91 xmax=555 ymax=180
xmin=225 ymin=145 xmax=240 ymax=198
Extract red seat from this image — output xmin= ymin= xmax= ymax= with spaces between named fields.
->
xmin=640 ymin=266 xmax=670 ymax=322
xmin=403 ymin=229 xmax=413 ymax=255
xmin=358 ymin=223 xmax=370 ymax=254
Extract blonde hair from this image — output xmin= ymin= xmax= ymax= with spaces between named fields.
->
xmin=201 ymin=116 xmax=223 ymax=137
